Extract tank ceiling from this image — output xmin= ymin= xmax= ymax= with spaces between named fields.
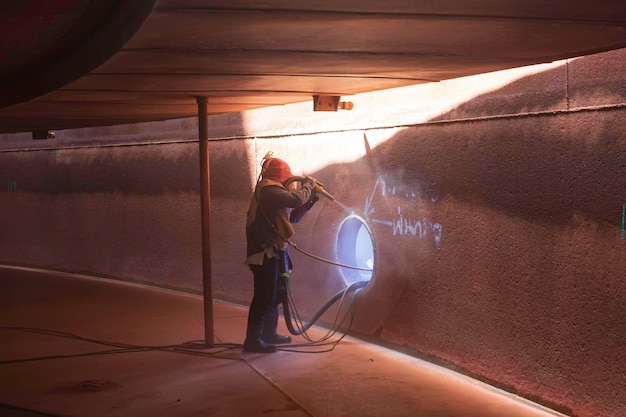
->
xmin=1 ymin=0 xmax=626 ymax=133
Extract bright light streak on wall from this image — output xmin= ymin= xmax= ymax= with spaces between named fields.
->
xmin=242 ymin=58 xmax=568 ymax=155
xmin=336 ymin=214 xmax=374 ymax=286
xmin=355 ymin=223 xmax=374 ymax=281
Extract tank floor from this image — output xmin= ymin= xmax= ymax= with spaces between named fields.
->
xmin=0 ymin=266 xmax=563 ymax=417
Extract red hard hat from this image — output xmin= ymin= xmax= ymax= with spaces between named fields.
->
xmin=262 ymin=158 xmax=293 ymax=183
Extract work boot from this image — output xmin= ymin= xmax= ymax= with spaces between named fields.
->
xmin=262 ymin=334 xmax=292 ymax=344
xmin=261 ymin=305 xmax=291 ymax=344
xmin=244 ymin=323 xmax=277 ymax=353
xmin=243 ymin=339 xmax=277 ymax=353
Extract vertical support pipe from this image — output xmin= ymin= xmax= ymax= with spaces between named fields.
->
xmin=197 ymin=96 xmax=214 ymax=347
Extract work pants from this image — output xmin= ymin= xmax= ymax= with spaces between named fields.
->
xmin=245 ymin=255 xmax=284 ymax=342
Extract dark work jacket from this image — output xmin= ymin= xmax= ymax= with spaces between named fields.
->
xmin=246 ymin=180 xmax=315 ymax=259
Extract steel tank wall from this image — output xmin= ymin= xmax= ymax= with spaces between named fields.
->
xmin=0 ymin=138 xmax=256 ymax=301
xmin=1 ymin=48 xmax=625 ymax=417
xmin=316 ymin=111 xmax=624 ymax=417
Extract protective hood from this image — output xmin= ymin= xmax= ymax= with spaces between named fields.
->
xmin=262 ymin=157 xmax=293 ymax=184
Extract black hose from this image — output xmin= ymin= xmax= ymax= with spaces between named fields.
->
xmin=284 ymin=175 xmax=305 ymax=187
xmin=279 ymin=175 xmax=370 ymax=336
xmin=281 ymin=278 xmax=368 ymax=336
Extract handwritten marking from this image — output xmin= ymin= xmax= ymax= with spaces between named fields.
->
xmin=372 ymin=206 xmax=442 ymax=247
xmin=622 ymin=204 xmax=626 ymax=242
xmin=6 ymin=180 xmax=17 ymax=193
xmin=365 ymin=176 xmax=442 ymax=248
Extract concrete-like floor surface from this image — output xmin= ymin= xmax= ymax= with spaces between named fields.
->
xmin=0 ymin=266 xmax=565 ymax=417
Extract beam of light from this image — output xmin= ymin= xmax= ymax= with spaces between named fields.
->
xmin=336 ymin=214 xmax=374 ymax=286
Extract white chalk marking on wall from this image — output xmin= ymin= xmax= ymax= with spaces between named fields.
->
xmin=6 ymin=180 xmax=17 ymax=193
xmin=365 ymin=176 xmax=442 ymax=248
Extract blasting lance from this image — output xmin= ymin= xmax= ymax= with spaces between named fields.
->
xmin=314 ymin=181 xmax=335 ymax=201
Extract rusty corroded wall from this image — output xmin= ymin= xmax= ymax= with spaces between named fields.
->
xmin=1 ymin=49 xmax=625 ymax=417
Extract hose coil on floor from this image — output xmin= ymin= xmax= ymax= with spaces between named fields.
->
xmin=278 ymin=245 xmax=368 ymax=343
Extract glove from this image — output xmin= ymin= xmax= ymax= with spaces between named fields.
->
xmin=300 ymin=176 xmax=316 ymax=194
xmin=302 ymin=176 xmax=316 ymax=188
xmin=301 ymin=177 xmax=318 ymax=208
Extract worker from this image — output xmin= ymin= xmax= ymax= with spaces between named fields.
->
xmin=244 ymin=155 xmax=319 ymax=353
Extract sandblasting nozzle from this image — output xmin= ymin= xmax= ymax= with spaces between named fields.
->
xmin=315 ymin=182 xmax=335 ymax=201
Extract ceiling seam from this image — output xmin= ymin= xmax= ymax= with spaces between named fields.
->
xmin=151 ymin=8 xmax=626 ymax=25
